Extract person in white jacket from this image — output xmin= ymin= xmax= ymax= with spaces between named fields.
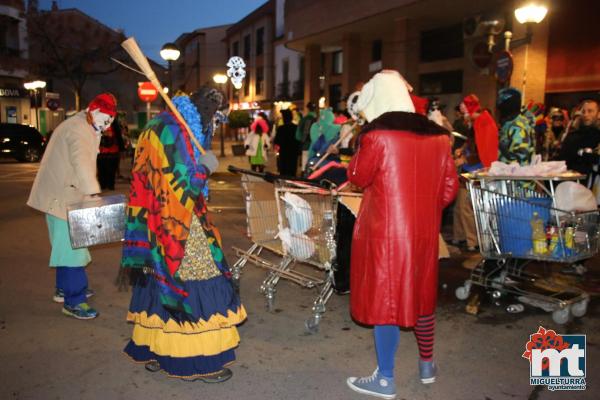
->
xmin=27 ymin=93 xmax=117 ymax=320
xmin=244 ymin=119 xmax=271 ymax=172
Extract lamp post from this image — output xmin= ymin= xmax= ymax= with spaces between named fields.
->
xmin=23 ymin=80 xmax=46 ymax=131
xmin=160 ymin=43 xmax=180 ymax=94
xmin=213 ymin=73 xmax=228 ymax=157
xmin=512 ymin=2 xmax=548 ymax=103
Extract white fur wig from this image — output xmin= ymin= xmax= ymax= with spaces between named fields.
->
xmin=355 ymin=70 xmax=415 ymax=122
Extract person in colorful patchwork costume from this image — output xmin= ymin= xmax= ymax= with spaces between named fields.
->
xmin=121 ymin=92 xmax=247 ymax=383
xmin=497 ymin=88 xmax=535 ymax=166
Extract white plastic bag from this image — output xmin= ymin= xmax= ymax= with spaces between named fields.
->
xmin=281 ymin=192 xmax=312 ymax=234
xmin=555 ymin=181 xmax=597 ymax=212
xmin=277 ymin=227 xmax=316 ymax=260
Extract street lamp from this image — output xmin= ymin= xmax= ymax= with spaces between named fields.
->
xmin=23 ymin=80 xmax=46 ymax=131
xmin=511 ymin=2 xmax=548 ymax=103
xmin=213 ymin=73 xmax=228 ymax=85
xmin=160 ymin=42 xmax=180 ymax=93
xmin=213 ymin=73 xmax=228 ymax=157
xmin=514 ymin=3 xmax=548 ymax=25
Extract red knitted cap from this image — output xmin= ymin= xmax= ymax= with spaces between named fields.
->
xmin=410 ymin=94 xmax=428 ymax=116
xmin=88 ymin=93 xmax=117 ymax=116
xmin=462 ymin=94 xmax=481 ymax=115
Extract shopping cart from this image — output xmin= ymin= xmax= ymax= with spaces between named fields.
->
xmin=455 ymin=171 xmax=598 ymax=324
xmin=229 ymin=166 xmax=345 ymax=332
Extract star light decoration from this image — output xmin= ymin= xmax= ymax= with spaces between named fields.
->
xmin=226 ymin=56 xmax=246 ymax=89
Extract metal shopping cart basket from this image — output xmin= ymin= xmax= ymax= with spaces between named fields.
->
xmin=455 ymin=171 xmax=599 ymax=324
xmin=229 ymin=166 xmax=340 ymax=333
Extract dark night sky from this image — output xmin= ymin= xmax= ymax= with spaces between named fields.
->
xmin=37 ymin=0 xmax=268 ymax=63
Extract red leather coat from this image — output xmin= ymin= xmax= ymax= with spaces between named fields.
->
xmin=348 ymin=112 xmax=458 ymax=327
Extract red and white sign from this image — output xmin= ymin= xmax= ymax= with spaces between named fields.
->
xmin=137 ymin=81 xmax=158 ymax=103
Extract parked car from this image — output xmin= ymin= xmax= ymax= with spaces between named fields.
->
xmin=0 ymin=123 xmax=46 ymax=162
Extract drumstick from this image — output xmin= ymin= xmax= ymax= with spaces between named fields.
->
xmin=121 ymin=37 xmax=205 ymax=155
xmin=311 ymin=122 xmax=357 ymax=171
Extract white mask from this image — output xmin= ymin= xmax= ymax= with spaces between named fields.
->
xmin=89 ymin=109 xmax=114 ymax=132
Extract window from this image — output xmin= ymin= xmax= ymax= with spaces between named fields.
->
xmin=331 ymin=51 xmax=343 ymax=75
xmin=329 ymin=84 xmax=342 ymax=111
xmin=256 ymin=27 xmax=264 ymax=56
xmin=282 ymin=59 xmax=289 ymax=83
xmin=256 ymin=67 xmax=264 ymax=96
xmin=232 ymin=41 xmax=239 ymax=57
xmin=372 ymin=39 xmax=382 ymax=62
xmin=243 ymin=34 xmax=251 ymax=61
xmin=420 ymin=24 xmax=463 ymax=62
xmin=419 ymin=70 xmax=463 ymax=95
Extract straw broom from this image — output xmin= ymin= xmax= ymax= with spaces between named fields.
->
xmin=121 ymin=37 xmax=205 ymax=155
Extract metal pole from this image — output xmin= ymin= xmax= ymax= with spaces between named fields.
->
xmin=219 ymin=83 xmax=225 ymax=157
xmin=146 ymin=101 xmax=151 ymax=124
xmin=34 ymin=89 xmax=39 ymax=131
xmin=168 ymin=60 xmax=173 ymax=94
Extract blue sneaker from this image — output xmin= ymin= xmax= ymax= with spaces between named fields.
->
xmin=53 ymin=288 xmax=95 ymax=303
xmin=347 ymin=368 xmax=396 ymax=399
xmin=419 ymin=359 xmax=437 ymax=384
xmin=62 ymin=303 xmax=99 ymax=320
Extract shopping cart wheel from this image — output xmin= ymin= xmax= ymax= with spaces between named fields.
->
xmin=552 ymin=307 xmax=570 ymax=325
xmin=571 ymin=300 xmax=588 ymax=318
xmin=305 ymin=315 xmax=320 ymax=334
xmin=266 ymin=296 xmax=275 ymax=312
xmin=455 ymin=284 xmax=470 ymax=301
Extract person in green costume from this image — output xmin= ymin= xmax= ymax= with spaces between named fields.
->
xmin=306 ymin=108 xmax=341 ymax=170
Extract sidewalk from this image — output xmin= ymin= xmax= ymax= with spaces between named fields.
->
xmin=214 ymin=139 xmax=277 ymax=174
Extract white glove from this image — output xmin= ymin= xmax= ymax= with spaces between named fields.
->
xmin=198 ymin=151 xmax=219 ymax=174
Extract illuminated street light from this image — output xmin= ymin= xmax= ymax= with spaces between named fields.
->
xmin=160 ymin=42 xmax=180 ymax=93
xmin=514 ymin=3 xmax=548 ymax=24
xmin=159 ymin=43 xmax=180 ymax=62
xmin=213 ymin=73 xmax=228 ymax=84
xmin=23 ymin=80 xmax=47 ymax=131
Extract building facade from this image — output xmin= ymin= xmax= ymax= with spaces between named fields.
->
xmin=26 ymin=2 xmax=166 ymax=131
xmin=0 ymin=0 xmax=30 ymax=124
xmin=273 ymin=0 xmax=304 ymax=107
xmin=171 ymin=24 xmax=231 ymax=94
xmin=284 ymin=0 xmax=599 ymax=115
xmin=224 ymin=0 xmax=275 ymax=111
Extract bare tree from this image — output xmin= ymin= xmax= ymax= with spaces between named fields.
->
xmin=28 ymin=9 xmax=125 ymax=110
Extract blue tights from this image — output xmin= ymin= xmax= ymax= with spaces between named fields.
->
xmin=374 ymin=325 xmax=400 ymax=378
xmin=374 ymin=315 xmax=436 ymax=378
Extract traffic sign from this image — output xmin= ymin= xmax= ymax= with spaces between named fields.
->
xmin=495 ymin=50 xmax=514 ymax=84
xmin=137 ymin=81 xmax=158 ymax=102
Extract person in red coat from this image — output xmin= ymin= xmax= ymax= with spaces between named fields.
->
xmin=460 ymin=94 xmax=498 ymax=168
xmin=346 ymin=70 xmax=458 ymax=400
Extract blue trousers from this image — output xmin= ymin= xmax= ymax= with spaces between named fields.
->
xmin=56 ymin=267 xmax=88 ymax=306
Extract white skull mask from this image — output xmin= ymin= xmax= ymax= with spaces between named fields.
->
xmin=89 ymin=109 xmax=114 ymax=132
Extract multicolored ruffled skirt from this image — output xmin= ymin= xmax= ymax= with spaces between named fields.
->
xmin=124 ymin=275 xmax=246 ymax=378
xmin=124 ymin=217 xmax=247 ymax=379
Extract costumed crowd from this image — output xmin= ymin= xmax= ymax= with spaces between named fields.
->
xmin=25 ymin=64 xmax=600 ymax=398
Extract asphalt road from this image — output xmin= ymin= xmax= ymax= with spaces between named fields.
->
xmin=0 ymin=156 xmax=598 ymax=400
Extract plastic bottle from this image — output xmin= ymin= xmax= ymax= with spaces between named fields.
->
xmin=530 ymin=212 xmax=548 ymax=255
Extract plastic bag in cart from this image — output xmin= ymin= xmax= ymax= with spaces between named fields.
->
xmin=554 ymin=182 xmax=597 ymax=212
xmin=281 ymin=192 xmax=313 ymax=234
xmin=278 ymin=227 xmax=316 ymax=260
